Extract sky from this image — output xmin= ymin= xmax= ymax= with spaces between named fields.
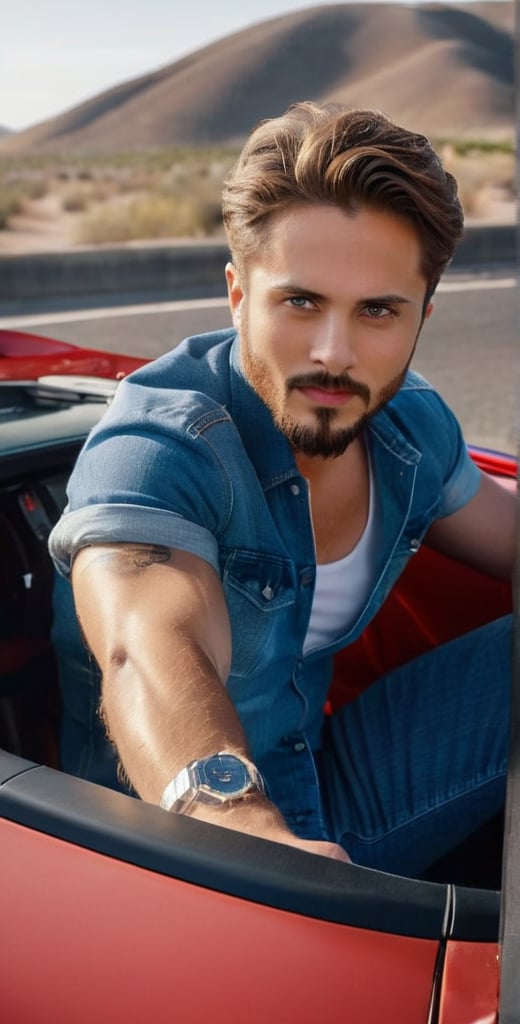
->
xmin=2 ymin=0 xmax=504 ymax=131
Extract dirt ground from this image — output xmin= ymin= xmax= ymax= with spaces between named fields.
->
xmin=0 ymin=195 xmax=86 ymax=254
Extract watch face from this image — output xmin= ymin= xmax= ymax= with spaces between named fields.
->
xmin=200 ymin=754 xmax=250 ymax=797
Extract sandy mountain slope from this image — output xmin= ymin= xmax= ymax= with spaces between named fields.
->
xmin=0 ymin=2 xmax=513 ymax=155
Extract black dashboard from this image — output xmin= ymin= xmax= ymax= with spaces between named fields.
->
xmin=0 ymin=378 xmax=111 ymax=760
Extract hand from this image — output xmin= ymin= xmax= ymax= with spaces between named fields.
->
xmin=184 ymin=790 xmax=352 ymax=862
xmin=280 ymin=835 xmax=352 ymax=863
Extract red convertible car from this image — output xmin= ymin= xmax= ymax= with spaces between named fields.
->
xmin=0 ymin=329 xmax=518 ymax=1023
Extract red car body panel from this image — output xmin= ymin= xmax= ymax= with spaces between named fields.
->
xmin=438 ymin=941 xmax=499 ymax=1024
xmin=1 ymin=815 xmax=440 ymax=1024
xmin=0 ymin=329 xmax=142 ymax=380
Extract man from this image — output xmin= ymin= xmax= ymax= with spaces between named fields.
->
xmin=49 ymin=102 xmax=514 ymax=876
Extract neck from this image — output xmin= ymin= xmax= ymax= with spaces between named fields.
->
xmin=295 ymin=435 xmax=370 ymax=562
xmin=295 ymin=436 xmax=363 ymax=484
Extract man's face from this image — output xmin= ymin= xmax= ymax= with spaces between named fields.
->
xmin=226 ymin=203 xmax=432 ymax=458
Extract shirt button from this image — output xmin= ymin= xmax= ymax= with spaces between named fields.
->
xmin=409 ymin=539 xmax=420 ymax=553
xmin=294 ymin=741 xmax=306 ymax=753
xmin=290 ymin=483 xmax=300 ymax=496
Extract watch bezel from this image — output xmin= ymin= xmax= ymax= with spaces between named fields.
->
xmin=195 ymin=752 xmax=255 ymax=801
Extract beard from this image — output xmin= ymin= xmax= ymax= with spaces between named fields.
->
xmin=242 ymin=346 xmax=409 ymax=459
xmin=281 ymin=404 xmax=371 ymax=457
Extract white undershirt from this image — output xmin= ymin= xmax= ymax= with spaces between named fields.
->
xmin=303 ymin=452 xmax=379 ymax=654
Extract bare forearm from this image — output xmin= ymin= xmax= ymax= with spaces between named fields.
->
xmin=102 ymin=633 xmax=350 ymax=861
xmin=72 ymin=546 xmax=244 ymax=801
xmin=72 ymin=543 xmax=350 ymax=862
xmin=95 ymin=621 xmax=311 ymax=845
xmin=100 ymin=624 xmax=249 ymax=804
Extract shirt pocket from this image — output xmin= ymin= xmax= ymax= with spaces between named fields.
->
xmin=222 ymin=550 xmax=297 ymax=678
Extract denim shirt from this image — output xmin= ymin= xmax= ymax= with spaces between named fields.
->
xmin=49 ymin=329 xmax=481 ymax=837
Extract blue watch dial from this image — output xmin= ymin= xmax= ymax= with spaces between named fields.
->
xmin=200 ymin=754 xmax=249 ymax=795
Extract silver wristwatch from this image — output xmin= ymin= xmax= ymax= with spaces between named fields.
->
xmin=160 ymin=751 xmax=265 ymax=814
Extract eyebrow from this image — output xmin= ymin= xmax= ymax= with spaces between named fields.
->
xmin=358 ymin=294 xmax=412 ymax=307
xmin=271 ymin=282 xmax=412 ymax=306
xmin=271 ymin=283 xmax=326 ymax=301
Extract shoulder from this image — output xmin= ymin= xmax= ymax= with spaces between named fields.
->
xmin=98 ymin=328 xmax=238 ymax=436
xmin=126 ymin=328 xmax=237 ymax=394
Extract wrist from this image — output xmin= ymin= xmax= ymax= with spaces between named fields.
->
xmin=184 ymin=787 xmax=290 ymax=838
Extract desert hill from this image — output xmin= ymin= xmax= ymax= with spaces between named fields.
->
xmin=1 ymin=2 xmax=514 ymax=155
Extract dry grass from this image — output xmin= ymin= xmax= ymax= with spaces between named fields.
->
xmin=0 ymin=189 xmax=23 ymax=229
xmin=0 ymin=165 xmax=50 ymax=228
xmin=0 ymin=147 xmax=236 ymax=245
xmin=0 ymin=141 xmax=514 ymax=248
xmin=77 ymin=191 xmax=223 ymax=244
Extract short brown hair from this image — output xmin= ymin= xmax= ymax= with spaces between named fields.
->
xmin=222 ymin=102 xmax=463 ymax=299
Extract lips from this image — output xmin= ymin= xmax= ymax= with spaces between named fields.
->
xmin=298 ymin=385 xmax=356 ymax=407
xmin=287 ymin=372 xmax=370 ymax=407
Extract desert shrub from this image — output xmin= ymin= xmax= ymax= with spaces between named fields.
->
xmin=76 ymin=190 xmax=223 ymax=244
xmin=60 ymin=176 xmax=120 ymax=212
xmin=27 ymin=179 xmax=48 ymax=200
xmin=0 ymin=163 xmax=49 ymax=208
xmin=0 ymin=188 xmax=23 ymax=229
xmin=436 ymin=138 xmax=514 ymax=157
xmin=61 ymin=186 xmax=90 ymax=212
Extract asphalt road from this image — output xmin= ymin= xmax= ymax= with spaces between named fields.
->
xmin=2 ymin=267 xmax=517 ymax=454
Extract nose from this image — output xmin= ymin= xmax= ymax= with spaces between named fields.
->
xmin=308 ymin=312 xmax=357 ymax=375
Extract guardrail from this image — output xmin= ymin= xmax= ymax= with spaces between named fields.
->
xmin=0 ymin=223 xmax=515 ymax=306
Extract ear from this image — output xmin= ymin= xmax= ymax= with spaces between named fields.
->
xmin=424 ymin=301 xmax=434 ymax=320
xmin=225 ymin=262 xmax=244 ymax=328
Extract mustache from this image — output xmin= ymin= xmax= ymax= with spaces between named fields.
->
xmin=287 ymin=371 xmax=370 ymax=403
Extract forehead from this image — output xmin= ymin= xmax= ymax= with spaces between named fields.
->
xmin=247 ymin=203 xmax=427 ymax=297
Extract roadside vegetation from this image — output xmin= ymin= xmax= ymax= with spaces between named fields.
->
xmin=437 ymin=139 xmax=516 ymax=218
xmin=0 ymin=172 xmax=48 ymax=229
xmin=0 ymin=140 xmax=514 ymax=247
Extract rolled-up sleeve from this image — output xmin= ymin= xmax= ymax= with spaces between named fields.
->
xmin=433 ymin=401 xmax=481 ymax=518
xmin=49 ymin=378 xmax=233 ymax=576
xmin=397 ymin=374 xmax=482 ymax=519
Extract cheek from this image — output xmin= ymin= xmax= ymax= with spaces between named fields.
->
xmin=249 ymin=321 xmax=286 ymax=369
xmin=366 ymin=325 xmax=418 ymax=368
